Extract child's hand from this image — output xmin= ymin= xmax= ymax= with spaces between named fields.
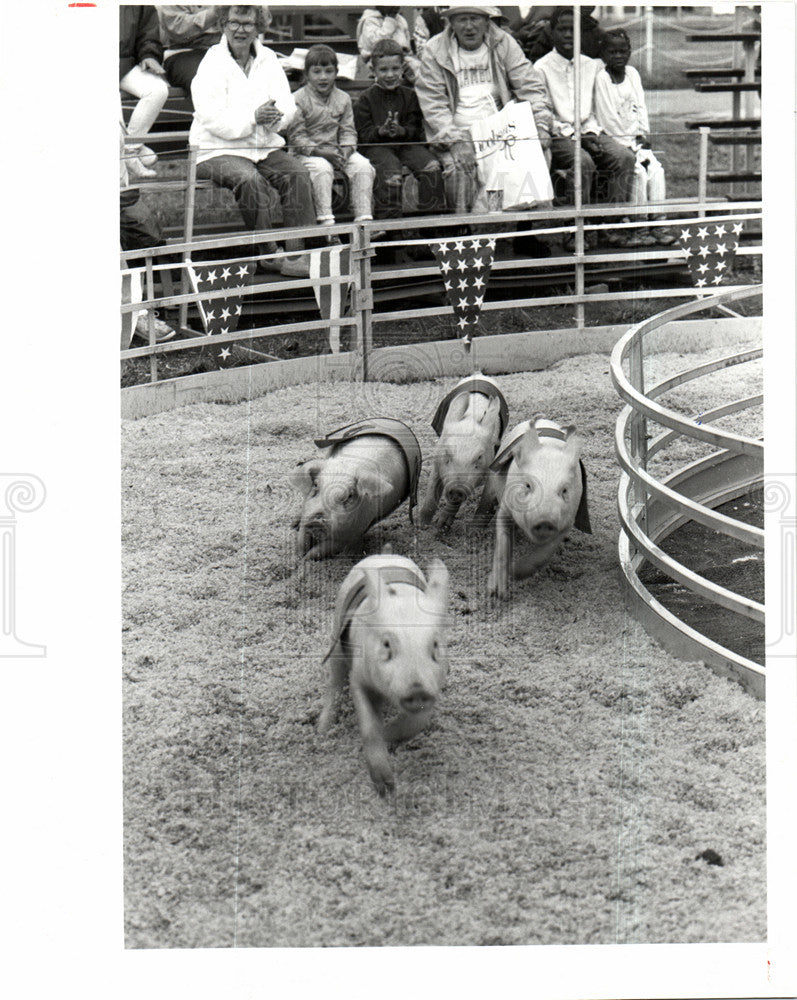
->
xmin=139 ymin=57 xmax=166 ymax=76
xmin=340 ymin=146 xmax=355 ymax=161
xmin=377 ymin=120 xmax=394 ymax=138
xmin=392 ymin=124 xmax=406 ymax=139
xmin=316 ymin=144 xmax=344 ymax=168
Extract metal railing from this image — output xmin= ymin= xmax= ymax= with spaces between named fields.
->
xmin=610 ymin=284 xmax=764 ymax=698
xmin=121 ymin=197 xmax=762 ymax=383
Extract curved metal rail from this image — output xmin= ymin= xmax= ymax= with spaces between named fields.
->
xmin=610 ymin=285 xmax=764 ymax=698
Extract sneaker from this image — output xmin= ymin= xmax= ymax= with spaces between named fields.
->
xmin=127 ymin=157 xmax=157 ymax=180
xmin=650 ymin=227 xmax=678 ymax=246
xmin=133 ymin=311 xmax=176 ymax=342
xmin=604 ymin=229 xmax=635 ymax=248
xmin=139 ymin=145 xmax=158 ymax=168
xmin=280 ymin=254 xmax=310 ymax=278
xmin=636 ymin=228 xmax=658 ymax=247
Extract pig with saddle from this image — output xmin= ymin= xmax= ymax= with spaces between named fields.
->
xmin=290 ymin=418 xmax=421 ymax=560
xmin=318 ymin=553 xmax=450 ymax=795
xmin=420 ymin=374 xmax=509 ymax=531
xmin=487 ymin=418 xmax=592 ymax=599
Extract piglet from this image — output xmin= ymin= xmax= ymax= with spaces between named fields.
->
xmin=487 ymin=418 xmax=592 ymax=599
xmin=290 ymin=418 xmax=421 ymax=560
xmin=420 ymin=374 xmax=508 ymax=531
xmin=318 ymin=553 xmax=450 ymax=796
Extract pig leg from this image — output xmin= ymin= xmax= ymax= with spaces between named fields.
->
xmin=512 ymin=537 xmax=563 ymax=579
xmin=419 ymin=462 xmax=442 ymax=526
xmin=384 ymin=706 xmax=434 ymax=745
xmin=317 ymin=641 xmax=349 ymax=734
xmin=350 ymin=682 xmax=395 ymax=796
xmin=472 ymin=484 xmax=497 ymax=526
xmin=487 ymin=507 xmax=514 ymax=599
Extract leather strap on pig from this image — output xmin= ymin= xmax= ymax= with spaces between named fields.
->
xmin=430 ymin=375 xmax=509 ymax=439
xmin=490 ymin=421 xmax=592 ymax=534
xmin=323 ymin=562 xmax=426 ymax=663
xmin=314 ymin=417 xmax=422 ymax=520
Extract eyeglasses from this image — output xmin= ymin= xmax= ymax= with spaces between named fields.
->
xmin=226 ymin=20 xmax=257 ymax=31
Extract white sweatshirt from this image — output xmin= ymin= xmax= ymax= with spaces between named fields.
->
xmin=189 ymin=36 xmax=297 ymax=164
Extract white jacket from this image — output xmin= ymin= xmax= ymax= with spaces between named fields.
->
xmin=189 ymin=36 xmax=297 ymax=164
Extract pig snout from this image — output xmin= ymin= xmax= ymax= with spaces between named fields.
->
xmin=400 ymin=684 xmax=436 ymax=714
xmin=443 ymin=484 xmax=469 ymax=507
xmin=530 ymin=519 xmax=558 ymax=543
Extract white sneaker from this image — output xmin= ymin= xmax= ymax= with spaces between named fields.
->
xmin=280 ymin=254 xmax=310 ymax=278
xmin=134 ymin=311 xmax=176 ymax=342
xmin=127 ymin=157 xmax=157 ymax=180
xmin=139 ymin=145 xmax=158 ymax=168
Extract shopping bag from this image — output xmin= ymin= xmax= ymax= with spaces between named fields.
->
xmin=469 ymin=100 xmax=553 ymax=210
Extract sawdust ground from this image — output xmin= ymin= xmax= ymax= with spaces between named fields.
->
xmin=123 ymin=345 xmax=765 ymax=948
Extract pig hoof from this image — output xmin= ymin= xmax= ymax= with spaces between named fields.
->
xmin=487 ymin=573 xmax=509 ymax=600
xmin=317 ymin=709 xmax=335 ymax=735
xmin=367 ymin=755 xmax=396 ymax=797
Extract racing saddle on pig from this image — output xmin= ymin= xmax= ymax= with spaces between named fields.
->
xmin=421 ymin=373 xmax=510 ymax=530
xmin=487 ymin=418 xmax=592 ymax=598
xmin=318 ymin=553 xmax=450 ymax=796
xmin=290 ymin=417 xmax=422 ymax=560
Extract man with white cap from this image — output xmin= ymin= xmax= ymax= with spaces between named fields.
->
xmin=415 ymin=5 xmax=553 ymax=214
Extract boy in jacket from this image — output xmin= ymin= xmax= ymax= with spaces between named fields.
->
xmin=355 ymin=39 xmax=446 ymax=222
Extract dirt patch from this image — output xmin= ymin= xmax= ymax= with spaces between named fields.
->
xmin=123 ymin=345 xmax=765 ymax=948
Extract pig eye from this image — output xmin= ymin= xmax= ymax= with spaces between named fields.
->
xmin=431 ymin=639 xmax=441 ymax=661
xmin=561 ymin=485 xmax=569 ymax=499
xmin=379 ymin=637 xmax=392 ymax=661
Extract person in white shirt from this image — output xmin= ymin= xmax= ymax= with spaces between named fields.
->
xmin=594 ymin=29 xmax=676 ymax=246
xmin=190 ymin=5 xmax=316 ymax=276
xmin=535 ymin=8 xmax=635 ymax=248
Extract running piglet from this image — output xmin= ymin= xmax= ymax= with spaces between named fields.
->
xmin=290 ymin=418 xmax=421 ymax=560
xmin=317 ymin=553 xmax=450 ymax=796
xmin=419 ymin=374 xmax=509 ymax=531
xmin=487 ymin=418 xmax=592 ymax=599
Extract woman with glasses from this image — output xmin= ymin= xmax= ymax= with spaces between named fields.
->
xmin=189 ymin=5 xmax=316 ymax=276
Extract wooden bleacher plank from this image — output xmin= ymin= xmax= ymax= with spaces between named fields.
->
xmin=683 ymin=68 xmax=746 ymax=79
xmin=708 ymin=131 xmax=761 ymax=145
xmin=686 ymin=118 xmax=761 ymax=130
xmin=707 ymin=171 xmax=762 ymax=184
xmin=692 ymin=81 xmax=761 ymax=93
xmin=686 ymin=32 xmax=761 ymax=43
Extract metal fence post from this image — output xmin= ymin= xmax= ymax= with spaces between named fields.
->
xmin=698 ymin=126 xmax=709 ymax=218
xmin=628 ymin=333 xmax=648 ymax=534
xmin=573 ymin=4 xmax=584 ymax=334
xmin=145 ymin=252 xmax=158 ymax=384
xmin=351 ymin=222 xmax=374 ymax=382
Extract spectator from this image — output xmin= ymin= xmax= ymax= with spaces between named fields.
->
xmin=512 ymin=5 xmax=604 ymax=63
xmin=158 ymin=5 xmax=222 ymax=97
xmin=120 ymin=5 xmax=170 ymax=179
xmin=355 ymin=38 xmax=446 ymax=233
xmin=288 ymin=45 xmax=375 ymax=233
xmin=594 ymin=29 xmax=676 ymax=246
xmin=413 ymin=7 xmax=445 ymax=56
xmin=415 ymin=5 xmax=552 ymax=215
xmin=189 ymin=5 xmax=317 ymax=276
xmin=120 ymin=119 xmax=176 ymax=344
xmin=356 ymin=7 xmax=420 ymax=82
xmin=535 ymin=8 xmax=635 ymax=248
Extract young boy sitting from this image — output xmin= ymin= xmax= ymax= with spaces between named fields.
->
xmin=354 ymin=38 xmax=446 ymax=227
xmin=288 ymin=44 xmax=376 ymax=231
xmin=594 ymin=29 xmax=676 ymax=246
xmin=535 ymin=8 xmax=636 ymax=248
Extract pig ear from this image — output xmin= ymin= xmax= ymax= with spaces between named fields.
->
xmin=563 ymin=426 xmax=584 ymax=457
xmin=478 ymin=395 xmax=502 ymax=423
xmin=355 ymin=466 xmax=394 ymax=499
xmin=424 ymin=559 xmax=450 ymax=614
xmin=288 ymin=459 xmax=323 ymax=496
xmin=448 ymin=392 xmax=471 ymax=422
xmin=516 ymin=423 xmax=542 ymax=463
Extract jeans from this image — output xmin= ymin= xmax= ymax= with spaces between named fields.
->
xmin=362 ymin=143 xmax=446 ymax=218
xmin=163 ymin=48 xmax=209 ymax=97
xmin=550 ymin=133 xmax=635 ymax=205
xmin=196 ymin=150 xmax=317 ymax=247
xmin=299 ymin=152 xmax=375 ymax=222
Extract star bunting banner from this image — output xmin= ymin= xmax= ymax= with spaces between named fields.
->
xmin=188 ymin=260 xmax=255 ymax=368
xmin=678 ymin=222 xmax=742 ymax=288
xmin=431 ymin=237 xmax=496 ymax=349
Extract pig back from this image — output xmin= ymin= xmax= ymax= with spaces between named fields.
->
xmin=315 ymin=418 xmax=422 ymax=517
xmin=324 ymin=554 xmax=427 ymax=662
xmin=431 ymin=374 xmax=509 ymax=437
